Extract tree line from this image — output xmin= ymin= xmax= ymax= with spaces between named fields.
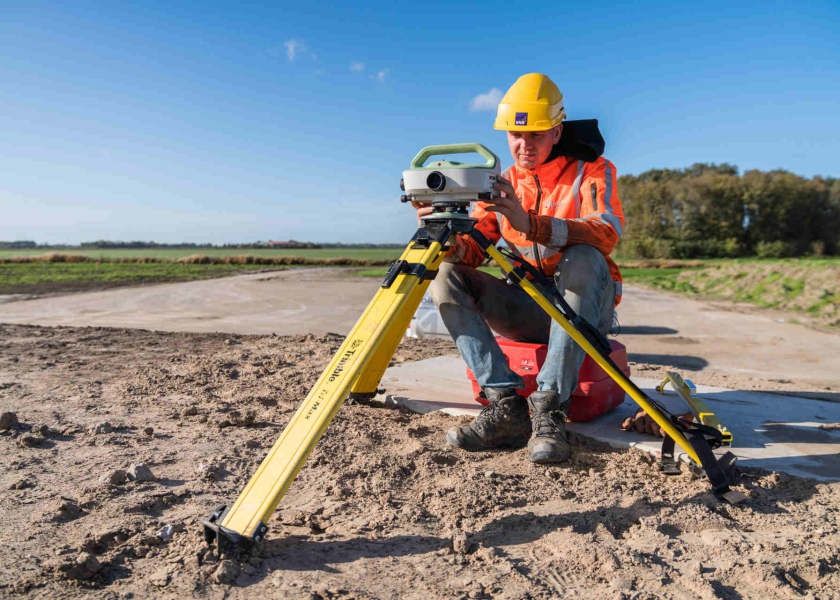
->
xmin=615 ymin=164 xmax=840 ymax=258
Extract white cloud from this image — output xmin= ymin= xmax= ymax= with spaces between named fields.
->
xmin=375 ymin=69 xmax=388 ymax=82
xmin=469 ymin=87 xmax=503 ymax=112
xmin=283 ymin=39 xmax=305 ymax=61
xmin=350 ymin=61 xmax=365 ymax=72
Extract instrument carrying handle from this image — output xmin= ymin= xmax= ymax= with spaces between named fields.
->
xmin=410 ymin=143 xmax=498 ymax=169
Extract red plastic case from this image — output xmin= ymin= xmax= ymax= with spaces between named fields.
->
xmin=467 ymin=337 xmax=630 ymax=422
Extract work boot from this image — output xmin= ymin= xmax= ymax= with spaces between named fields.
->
xmin=446 ymin=388 xmax=531 ymax=451
xmin=527 ymin=391 xmax=572 ymax=464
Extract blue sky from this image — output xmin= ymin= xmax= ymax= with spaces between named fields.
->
xmin=1 ymin=1 xmax=838 ymax=244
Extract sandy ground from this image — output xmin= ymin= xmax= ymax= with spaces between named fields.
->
xmin=1 ymin=324 xmax=839 ymax=599
xmin=1 ymin=269 xmax=838 ymax=398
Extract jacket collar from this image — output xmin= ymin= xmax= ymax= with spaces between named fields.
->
xmin=512 ymin=154 xmax=574 ymax=187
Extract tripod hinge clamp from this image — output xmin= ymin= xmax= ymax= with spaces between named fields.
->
xmin=381 ymin=260 xmax=438 ymax=289
xmin=505 ymin=266 xmax=526 ymax=285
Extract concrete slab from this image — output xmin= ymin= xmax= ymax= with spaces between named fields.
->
xmin=375 ymin=355 xmax=840 ymax=481
xmin=0 ymin=269 xmax=382 ymax=336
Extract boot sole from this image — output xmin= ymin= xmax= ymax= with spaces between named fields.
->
xmin=528 ymin=451 xmax=570 ymax=464
xmin=528 ymin=441 xmax=571 ymax=464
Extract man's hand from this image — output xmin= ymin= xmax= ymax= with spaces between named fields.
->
xmin=621 ymin=409 xmax=695 ymax=437
xmin=410 ymin=201 xmax=434 ymax=226
xmin=486 ymin=176 xmax=531 ymax=235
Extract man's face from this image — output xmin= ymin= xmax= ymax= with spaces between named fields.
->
xmin=506 ymin=123 xmax=563 ymax=170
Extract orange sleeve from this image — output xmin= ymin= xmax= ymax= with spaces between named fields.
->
xmin=564 ymin=159 xmax=624 ymax=255
xmin=444 ymin=201 xmax=500 ymax=268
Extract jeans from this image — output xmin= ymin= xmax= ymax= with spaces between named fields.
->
xmin=429 ymin=244 xmax=615 ymax=402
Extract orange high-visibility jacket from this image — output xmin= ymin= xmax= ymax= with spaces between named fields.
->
xmin=450 ymin=154 xmax=625 ymax=305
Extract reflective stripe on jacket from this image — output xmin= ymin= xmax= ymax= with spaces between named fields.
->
xmin=452 ymin=154 xmax=625 ymax=305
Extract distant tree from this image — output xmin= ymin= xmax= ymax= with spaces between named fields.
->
xmin=616 ymin=165 xmax=837 ymax=258
xmin=0 ymin=240 xmax=37 ymax=248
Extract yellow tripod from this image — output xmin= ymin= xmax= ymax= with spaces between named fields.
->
xmin=204 ymin=214 xmax=741 ymax=554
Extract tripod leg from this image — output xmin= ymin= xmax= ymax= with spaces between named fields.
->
xmin=204 ymin=230 xmax=449 ymax=550
xmin=480 ymin=243 xmax=703 ymax=466
xmin=351 ymin=277 xmax=431 ymax=396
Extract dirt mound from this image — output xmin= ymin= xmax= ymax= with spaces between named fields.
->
xmin=0 ymin=324 xmax=837 ymax=598
xmin=678 ymin=261 xmax=840 ymax=328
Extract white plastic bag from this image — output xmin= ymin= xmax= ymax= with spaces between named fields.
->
xmin=405 ymin=291 xmax=450 ymax=339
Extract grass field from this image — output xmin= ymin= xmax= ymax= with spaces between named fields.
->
xmin=0 ymin=249 xmax=398 ymax=295
xmin=622 ymin=259 xmax=839 ymax=328
xmin=0 ymin=262 xmax=286 ymax=295
xmin=0 ymin=247 xmax=403 ymax=260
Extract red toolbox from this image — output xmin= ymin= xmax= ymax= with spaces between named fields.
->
xmin=466 ymin=337 xmax=630 ymax=422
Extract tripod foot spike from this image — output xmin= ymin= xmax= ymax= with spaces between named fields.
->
xmin=202 ymin=505 xmax=263 ymax=556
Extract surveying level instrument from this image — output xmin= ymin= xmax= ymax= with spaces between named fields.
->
xmin=400 ymin=142 xmax=501 ymax=208
xmin=203 ymin=143 xmax=744 ymax=554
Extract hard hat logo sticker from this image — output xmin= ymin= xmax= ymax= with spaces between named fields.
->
xmin=515 ymin=112 xmax=528 ymax=126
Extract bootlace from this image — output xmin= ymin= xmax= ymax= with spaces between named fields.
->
xmin=532 ymin=410 xmax=564 ymax=437
xmin=473 ymin=402 xmax=507 ymax=434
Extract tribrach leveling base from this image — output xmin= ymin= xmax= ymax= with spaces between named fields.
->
xmin=203 ymin=144 xmax=744 ymax=554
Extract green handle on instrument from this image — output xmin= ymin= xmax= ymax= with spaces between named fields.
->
xmin=410 ymin=143 xmax=498 ymax=169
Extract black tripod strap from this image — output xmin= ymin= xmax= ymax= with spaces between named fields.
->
xmin=660 ymin=435 xmax=681 ymax=475
xmin=687 ymin=430 xmax=734 ymax=495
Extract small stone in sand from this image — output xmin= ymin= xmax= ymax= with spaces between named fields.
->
xmin=9 ymin=478 xmax=31 ymax=490
xmin=90 ymin=422 xmax=114 ymax=435
xmin=197 ymin=462 xmax=219 ymax=480
xmin=688 ymin=560 xmax=703 ymax=575
xmin=453 ymin=533 xmax=473 ymax=555
xmin=61 ymin=552 xmax=102 ymax=580
xmin=143 ymin=426 xmax=154 ymax=436
xmin=31 ymin=423 xmax=50 ymax=436
xmin=229 ymin=410 xmax=256 ymax=427
xmin=212 ymin=560 xmax=239 ymax=584
xmin=156 ymin=524 xmax=176 ymax=540
xmin=0 ymin=411 xmax=18 ymax=430
xmin=140 ymin=535 xmax=162 ymax=547
xmin=99 ymin=469 xmax=128 ymax=486
xmin=17 ymin=434 xmax=44 ymax=448
xmin=128 ymin=463 xmax=155 ymax=482
xmin=54 ymin=500 xmax=82 ymax=521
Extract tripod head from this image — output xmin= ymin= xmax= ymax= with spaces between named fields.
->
xmin=400 ymin=143 xmax=500 ymax=233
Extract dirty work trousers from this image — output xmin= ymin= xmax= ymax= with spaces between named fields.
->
xmin=429 ymin=244 xmax=615 ymax=401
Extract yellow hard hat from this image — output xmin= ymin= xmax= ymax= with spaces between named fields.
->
xmin=493 ymin=73 xmax=566 ymax=131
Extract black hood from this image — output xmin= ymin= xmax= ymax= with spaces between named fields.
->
xmin=547 ymin=119 xmax=605 ymax=163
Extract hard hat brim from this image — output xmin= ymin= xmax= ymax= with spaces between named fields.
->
xmin=493 ymin=103 xmax=566 ymax=132
xmin=493 ymin=122 xmax=563 ymax=132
